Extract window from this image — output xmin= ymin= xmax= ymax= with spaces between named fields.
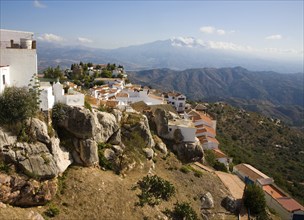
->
xmin=179 ymin=103 xmax=183 ymax=107
xmin=2 ymin=75 xmax=5 ymax=85
xmin=178 ymin=98 xmax=185 ymax=100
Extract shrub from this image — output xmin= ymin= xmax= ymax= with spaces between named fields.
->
xmin=0 ymin=87 xmax=38 ymax=125
xmin=44 ymin=204 xmax=60 ymax=217
xmin=52 ymin=103 xmax=69 ymax=126
xmin=135 ymin=175 xmax=175 ymax=206
xmin=180 ymin=165 xmax=191 ymax=174
xmin=84 ymin=99 xmax=92 ymax=112
xmin=171 ymin=202 xmax=198 ymax=220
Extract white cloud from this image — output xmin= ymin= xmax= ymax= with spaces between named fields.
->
xmin=265 ymin=34 xmax=282 ymax=40
xmin=200 ymin=26 xmax=215 ymax=34
xmin=216 ymin=29 xmax=226 ymax=35
xmin=37 ymin=33 xmax=64 ymax=42
xmin=200 ymin=26 xmax=232 ymax=35
xmin=77 ymin=37 xmax=93 ymax=43
xmin=33 ymin=0 xmax=46 ymax=8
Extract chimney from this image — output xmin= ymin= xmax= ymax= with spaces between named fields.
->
xmin=32 ymin=40 xmax=36 ymax=49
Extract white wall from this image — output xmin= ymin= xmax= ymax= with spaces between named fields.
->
xmin=39 ymin=86 xmax=55 ymax=111
xmin=0 ymin=66 xmax=10 ymax=93
xmin=168 ymin=124 xmax=196 ymax=142
xmin=264 ymin=192 xmax=292 ymax=220
xmin=65 ymin=94 xmax=84 ymax=106
xmin=0 ymin=48 xmax=37 ymax=88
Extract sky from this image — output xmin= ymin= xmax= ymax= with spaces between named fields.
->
xmin=0 ymin=0 xmax=303 ymax=60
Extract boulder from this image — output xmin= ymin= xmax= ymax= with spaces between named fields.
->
xmin=153 ymin=135 xmax=168 ymax=155
xmin=221 ymin=196 xmax=237 ymax=213
xmin=55 ymin=106 xmax=97 ymax=139
xmin=107 ymin=129 xmax=121 ymax=145
xmin=49 ymin=137 xmax=72 ymax=173
xmin=79 ymin=139 xmax=98 ymax=166
xmin=1 ymin=142 xmax=60 ymax=179
xmin=103 ymin=148 xmax=116 ymax=161
xmin=0 ymin=128 xmax=17 ymax=149
xmin=95 ymin=111 xmax=120 ymax=142
xmin=143 ymin=148 xmax=154 ymax=160
xmin=27 ymin=211 xmax=45 ymax=220
xmin=28 ymin=118 xmax=50 ymax=145
xmin=173 ymin=139 xmax=204 ymax=162
xmin=200 ymin=192 xmax=214 ymax=209
xmin=152 ymin=108 xmax=169 ymax=138
xmin=0 ymin=173 xmax=57 ymax=207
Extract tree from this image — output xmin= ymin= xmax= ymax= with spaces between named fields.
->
xmin=43 ymin=66 xmax=63 ymax=79
xmin=101 ymin=69 xmax=112 ymax=78
xmin=244 ymin=184 xmax=267 ymax=217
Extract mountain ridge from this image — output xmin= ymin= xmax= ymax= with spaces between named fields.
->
xmin=128 ymin=67 xmax=304 ymax=127
xmin=37 ymin=38 xmax=303 ymax=73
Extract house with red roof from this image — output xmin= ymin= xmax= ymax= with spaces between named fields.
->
xmin=262 ymin=184 xmax=304 ymax=220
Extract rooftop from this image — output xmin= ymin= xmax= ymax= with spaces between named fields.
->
xmin=277 ymin=197 xmax=304 ymax=212
xmin=234 ymin=163 xmax=269 ymax=182
xmin=212 ymin=149 xmax=227 ymax=158
xmin=168 ymin=119 xmax=196 ymax=128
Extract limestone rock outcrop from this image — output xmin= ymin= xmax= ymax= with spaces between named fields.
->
xmin=200 ymin=192 xmax=214 ymax=209
xmin=0 ymin=119 xmax=72 ymax=179
xmin=153 ymin=135 xmax=167 ymax=155
xmin=172 ymin=139 xmax=204 ymax=162
xmin=0 ymin=173 xmax=57 ymax=207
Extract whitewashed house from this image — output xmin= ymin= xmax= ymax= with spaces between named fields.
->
xmin=0 ymin=29 xmax=37 ymax=91
xmin=0 ymin=65 xmax=10 ymax=93
xmin=165 ymin=92 xmax=186 ymax=113
xmin=167 ymin=119 xmax=197 ymax=142
xmin=39 ymin=82 xmax=55 ymax=111
xmin=53 ymin=82 xmax=84 ymax=106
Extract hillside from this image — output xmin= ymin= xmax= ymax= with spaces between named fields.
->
xmin=204 ymin=102 xmax=304 ymax=205
xmin=0 ymin=151 xmax=234 ymax=220
xmin=128 ymin=67 xmax=304 ymax=127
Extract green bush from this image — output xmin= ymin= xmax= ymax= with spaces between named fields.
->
xmin=171 ymin=202 xmax=198 ymax=220
xmin=135 ymin=175 xmax=175 ymax=206
xmin=44 ymin=204 xmax=60 ymax=217
xmin=84 ymin=100 xmax=92 ymax=112
xmin=180 ymin=165 xmax=191 ymax=174
xmin=97 ymin=142 xmax=113 ymax=170
xmin=0 ymin=86 xmax=38 ymax=126
xmin=52 ymin=103 xmax=69 ymax=126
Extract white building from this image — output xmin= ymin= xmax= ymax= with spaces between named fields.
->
xmin=0 ymin=29 xmax=37 ymax=90
xmin=0 ymin=65 xmax=10 ymax=93
xmin=39 ymin=82 xmax=55 ymax=111
xmin=116 ymin=88 xmax=165 ymax=106
xmin=165 ymin=92 xmax=186 ymax=113
xmin=167 ymin=119 xmax=197 ymax=142
xmin=53 ymin=82 xmax=84 ymax=106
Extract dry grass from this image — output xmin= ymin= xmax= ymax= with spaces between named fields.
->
xmin=0 ymin=152 xmax=237 ymax=220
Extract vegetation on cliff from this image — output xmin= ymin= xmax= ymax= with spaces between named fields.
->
xmin=205 ymin=102 xmax=304 ymax=204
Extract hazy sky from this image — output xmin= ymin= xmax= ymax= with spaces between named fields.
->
xmin=0 ymin=0 xmax=303 ymax=59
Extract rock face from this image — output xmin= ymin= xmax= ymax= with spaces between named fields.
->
xmin=151 ymin=108 xmax=170 ymax=138
xmin=173 ymin=139 xmax=204 ymax=162
xmin=0 ymin=119 xmax=72 ymax=180
xmin=153 ymin=135 xmax=167 ymax=155
xmin=0 ymin=173 xmax=57 ymax=207
xmin=53 ymin=106 xmax=121 ymax=166
xmin=200 ymin=192 xmax=214 ymax=209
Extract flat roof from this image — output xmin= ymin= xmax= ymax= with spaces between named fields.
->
xmin=234 ymin=163 xmax=269 ymax=182
xmin=263 ymin=184 xmax=286 ymax=199
xmin=168 ymin=119 xmax=195 ymax=128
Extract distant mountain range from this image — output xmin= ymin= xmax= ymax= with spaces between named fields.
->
xmin=37 ymin=37 xmax=303 ymax=73
xmin=128 ymin=67 xmax=304 ymax=127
